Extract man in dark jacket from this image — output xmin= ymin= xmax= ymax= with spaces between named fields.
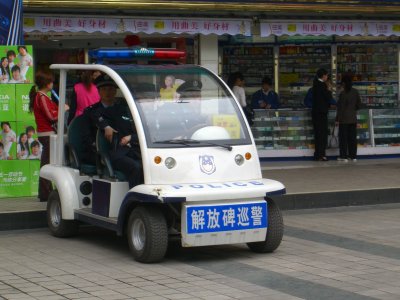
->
xmin=80 ymin=75 xmax=117 ymax=165
xmin=312 ymin=68 xmax=332 ymax=161
xmin=83 ymin=74 xmax=143 ymax=188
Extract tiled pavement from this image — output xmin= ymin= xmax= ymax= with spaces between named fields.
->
xmin=1 ymin=203 xmax=400 ymax=300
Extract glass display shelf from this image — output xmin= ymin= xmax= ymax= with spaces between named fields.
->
xmin=372 ymin=109 xmax=400 ymax=147
xmin=252 ymin=109 xmax=372 ymax=151
xmin=279 ymin=45 xmax=331 ymax=108
xmin=252 ymin=109 xmax=314 ymax=150
xmin=337 ymin=45 xmax=399 ymax=108
xmin=221 ymin=45 xmax=274 ymax=87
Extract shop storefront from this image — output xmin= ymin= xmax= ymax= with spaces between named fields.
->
xmin=220 ymin=20 xmax=400 ymax=158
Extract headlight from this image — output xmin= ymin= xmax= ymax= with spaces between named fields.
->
xmin=235 ymin=154 xmax=244 ymax=166
xmin=165 ymin=157 xmax=176 ymax=169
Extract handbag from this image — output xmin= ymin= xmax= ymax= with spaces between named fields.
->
xmin=328 ymin=124 xmax=339 ymax=148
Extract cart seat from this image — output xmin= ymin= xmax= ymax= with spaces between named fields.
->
xmin=67 ymin=115 xmax=97 ymax=175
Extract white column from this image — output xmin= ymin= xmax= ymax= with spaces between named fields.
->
xmin=199 ymin=34 xmax=218 ymax=74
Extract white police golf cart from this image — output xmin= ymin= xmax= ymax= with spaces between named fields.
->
xmin=43 ymin=49 xmax=286 ymax=263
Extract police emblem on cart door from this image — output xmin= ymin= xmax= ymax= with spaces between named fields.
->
xmin=199 ymin=155 xmax=216 ymax=175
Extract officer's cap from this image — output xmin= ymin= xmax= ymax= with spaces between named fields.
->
xmin=94 ymin=74 xmax=118 ymax=89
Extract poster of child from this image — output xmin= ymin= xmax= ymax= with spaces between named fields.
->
xmin=16 ymin=46 xmax=33 ymax=80
xmin=17 ymin=123 xmax=42 ymax=155
xmin=0 ymin=45 xmax=34 ymax=83
xmin=0 ymin=57 xmax=10 ymax=83
xmin=6 ymin=49 xmax=16 ymax=71
xmin=16 ymin=132 xmax=30 ymax=159
xmin=8 ymin=65 xmax=28 ymax=83
xmin=28 ymin=140 xmax=41 ymax=160
xmin=0 ymin=142 xmax=10 ymax=160
xmin=0 ymin=121 xmax=16 ymax=159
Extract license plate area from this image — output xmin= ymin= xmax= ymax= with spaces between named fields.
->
xmin=181 ymin=201 xmax=268 ymax=247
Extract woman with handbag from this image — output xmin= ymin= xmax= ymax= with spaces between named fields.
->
xmin=29 ymin=70 xmax=69 ymax=202
xmin=336 ymin=74 xmax=361 ymax=162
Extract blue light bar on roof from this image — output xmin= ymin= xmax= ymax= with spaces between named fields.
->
xmin=89 ymin=48 xmax=185 ymax=62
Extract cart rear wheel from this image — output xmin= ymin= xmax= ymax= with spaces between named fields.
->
xmin=47 ymin=190 xmax=79 ymax=237
xmin=247 ymin=198 xmax=283 ymax=253
xmin=127 ymin=206 xmax=168 ymax=263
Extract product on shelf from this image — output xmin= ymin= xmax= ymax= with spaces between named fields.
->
xmin=221 ymin=45 xmax=274 ymax=87
xmin=278 ymin=45 xmax=331 ymax=108
xmin=337 ymin=45 xmax=399 ymax=108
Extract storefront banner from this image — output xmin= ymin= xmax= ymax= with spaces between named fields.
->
xmin=23 ymin=16 xmax=251 ymax=36
xmin=367 ymin=22 xmax=400 ymax=36
xmin=260 ymin=21 xmax=400 ymax=37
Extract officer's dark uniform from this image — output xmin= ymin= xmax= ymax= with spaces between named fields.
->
xmin=83 ymin=75 xmax=143 ymax=188
xmin=101 ymin=103 xmax=143 ymax=188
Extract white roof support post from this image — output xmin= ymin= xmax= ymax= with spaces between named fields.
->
xmin=56 ymin=69 xmax=67 ymax=166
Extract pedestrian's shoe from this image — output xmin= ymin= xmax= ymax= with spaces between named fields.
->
xmin=318 ymin=156 xmax=329 ymax=161
xmin=349 ymin=158 xmax=357 ymax=162
xmin=337 ymin=157 xmax=348 ymax=162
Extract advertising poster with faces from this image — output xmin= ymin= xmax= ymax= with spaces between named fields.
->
xmin=0 ymin=45 xmax=40 ymax=198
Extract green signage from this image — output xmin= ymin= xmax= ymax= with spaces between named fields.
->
xmin=0 ymin=45 xmax=38 ymax=199
xmin=0 ymin=84 xmax=16 ymax=121
xmin=16 ymin=84 xmax=35 ymax=122
xmin=0 ymin=160 xmax=31 ymax=198
xmin=30 ymin=160 xmax=40 ymax=196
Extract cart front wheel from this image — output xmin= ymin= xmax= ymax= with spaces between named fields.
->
xmin=127 ymin=206 xmax=168 ymax=263
xmin=247 ymin=198 xmax=283 ymax=253
xmin=47 ymin=190 xmax=79 ymax=237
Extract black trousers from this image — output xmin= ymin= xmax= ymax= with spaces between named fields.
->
xmin=38 ymin=136 xmax=54 ymax=201
xmin=312 ymin=112 xmax=328 ymax=159
xmin=339 ymin=123 xmax=357 ymax=159
xmin=111 ymin=147 xmax=143 ymax=188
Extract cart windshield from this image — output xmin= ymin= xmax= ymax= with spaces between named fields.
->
xmin=114 ymin=65 xmax=252 ymax=148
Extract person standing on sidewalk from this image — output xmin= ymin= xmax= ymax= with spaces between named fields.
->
xmin=29 ymin=70 xmax=69 ymax=202
xmin=312 ymin=68 xmax=332 ymax=161
xmin=336 ymin=74 xmax=361 ymax=162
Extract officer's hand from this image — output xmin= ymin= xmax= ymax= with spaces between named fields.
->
xmin=120 ymin=135 xmax=131 ymax=146
xmin=104 ymin=126 xmax=117 ymax=143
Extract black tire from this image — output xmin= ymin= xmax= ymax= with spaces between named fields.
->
xmin=47 ymin=190 xmax=79 ymax=237
xmin=247 ymin=198 xmax=284 ymax=253
xmin=127 ymin=206 xmax=168 ymax=263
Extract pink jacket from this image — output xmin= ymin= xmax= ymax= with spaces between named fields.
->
xmin=74 ymin=83 xmax=100 ymax=117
